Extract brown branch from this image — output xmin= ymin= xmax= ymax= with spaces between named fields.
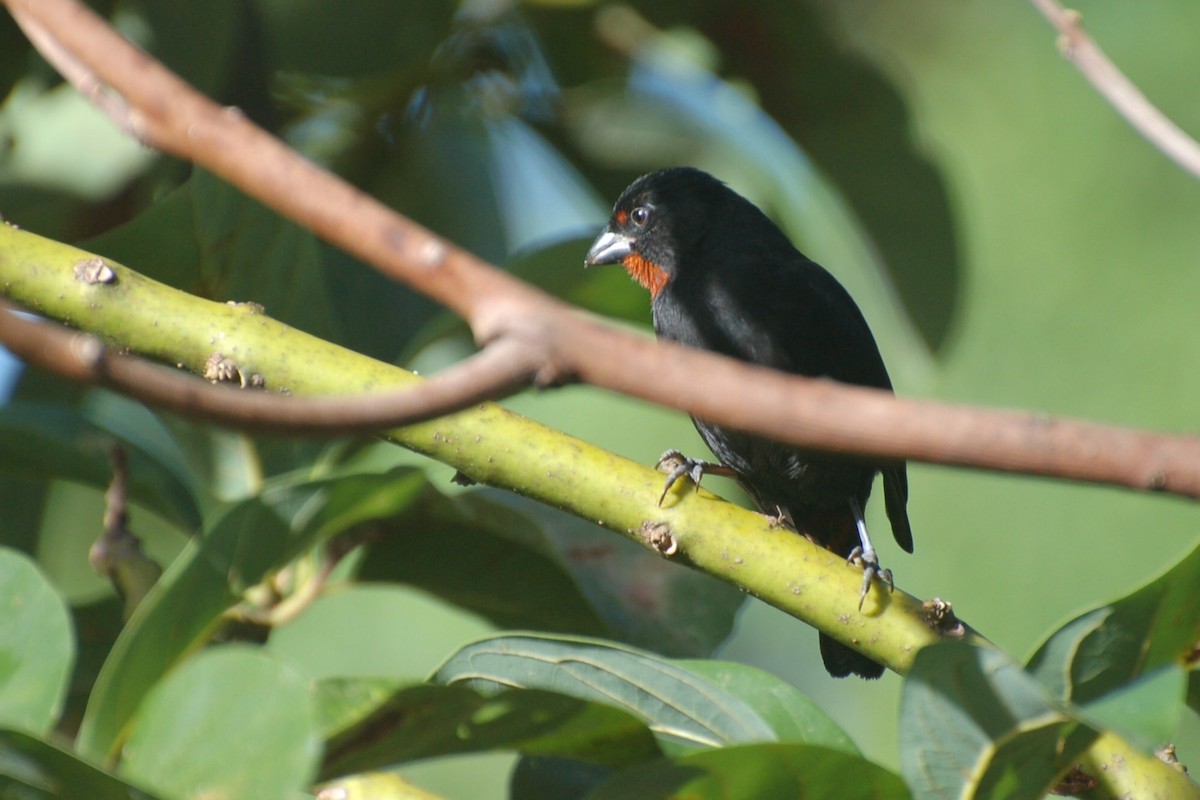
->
xmin=4 ymin=0 xmax=1200 ymax=501
xmin=1028 ymin=0 xmax=1200 ymax=180
xmin=7 ymin=7 xmax=140 ymax=140
xmin=0 ymin=300 xmax=537 ymax=435
xmin=5 ymin=0 xmax=523 ymax=319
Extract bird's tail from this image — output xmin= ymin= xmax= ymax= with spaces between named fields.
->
xmin=819 ymin=633 xmax=884 ymax=680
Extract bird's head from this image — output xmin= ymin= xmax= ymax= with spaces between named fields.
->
xmin=584 ymin=167 xmax=728 ymax=298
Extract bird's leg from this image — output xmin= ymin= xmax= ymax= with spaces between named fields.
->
xmin=655 ymin=449 xmax=737 ymax=506
xmin=846 ymin=498 xmax=894 ymax=610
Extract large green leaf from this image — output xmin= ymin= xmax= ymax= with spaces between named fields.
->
xmin=0 ymin=728 xmax=165 ymax=800
xmin=76 ymin=469 xmax=427 ymax=761
xmin=354 ymin=486 xmax=608 ymax=637
xmin=75 ymin=502 xmax=281 ymax=762
xmin=899 ymin=642 xmax=1098 ymax=800
xmin=254 ymin=0 xmax=452 ymax=77
xmin=357 ymin=487 xmax=743 ymax=658
xmin=1022 ymin=539 xmax=1200 ymax=750
xmin=474 ymin=490 xmax=743 ymax=656
xmin=433 ymin=634 xmax=776 ymax=753
xmin=1076 ymin=666 xmax=1187 ymax=753
xmin=319 ymin=681 xmax=658 ymax=780
xmin=120 ymin=646 xmax=320 ymax=800
xmin=127 ymin=0 xmax=244 ymax=101
xmin=585 ymin=743 xmax=910 ymax=800
xmin=319 ymin=639 xmax=856 ymax=784
xmin=0 ymin=548 xmax=73 ymax=735
xmin=1027 ymin=538 xmax=1200 ymax=705
xmin=674 ymin=660 xmax=857 ymax=755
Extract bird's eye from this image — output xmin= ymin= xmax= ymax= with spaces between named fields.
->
xmin=630 ymin=206 xmax=650 ymax=227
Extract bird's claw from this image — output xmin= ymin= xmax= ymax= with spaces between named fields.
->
xmin=847 ymin=545 xmax=894 ymax=611
xmin=656 ymin=449 xmax=707 ymax=506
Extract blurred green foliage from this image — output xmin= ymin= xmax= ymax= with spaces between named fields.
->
xmin=1 ymin=1 xmax=1198 ymax=798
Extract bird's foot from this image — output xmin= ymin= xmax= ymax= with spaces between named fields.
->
xmin=655 ymin=450 xmax=734 ymax=506
xmin=847 ymin=545 xmax=894 ymax=611
xmin=761 ymin=506 xmax=789 ymax=529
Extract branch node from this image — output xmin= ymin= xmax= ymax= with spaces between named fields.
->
xmin=73 ymin=257 xmax=116 ymax=285
xmin=1055 ymin=9 xmax=1084 ymax=58
xmin=639 ymin=521 xmax=679 ymax=556
xmin=1142 ymin=470 xmax=1168 ymax=492
xmin=203 ymin=353 xmax=262 ymax=388
xmin=1050 ymin=765 xmax=1098 ymax=796
xmin=921 ymin=597 xmax=965 ymax=638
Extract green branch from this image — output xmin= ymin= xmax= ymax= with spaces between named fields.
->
xmin=0 ymin=219 xmax=941 ymax=673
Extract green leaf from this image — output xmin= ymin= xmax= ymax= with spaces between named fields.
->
xmin=266 ymin=584 xmax=494 ymax=683
xmin=120 ymin=646 xmax=319 ymax=800
xmin=0 ymin=79 xmax=154 ymax=202
xmin=0 ymin=548 xmax=73 ymax=734
xmin=511 ymin=756 xmax=616 ymax=800
xmin=0 ymin=728 xmax=166 ymax=800
xmin=254 ymin=0 xmax=452 ymax=77
xmin=481 ymin=491 xmax=744 ymax=657
xmin=77 ymin=470 xmax=427 ymax=761
xmin=1023 ymin=607 xmax=1109 ymax=702
xmin=1027 ymin=538 xmax=1200 ymax=705
xmin=496 ymin=491 xmax=739 ymax=662
xmin=358 ymin=488 xmax=743 ymax=658
xmin=900 ymin=641 xmax=1098 ymax=800
xmin=674 ymin=660 xmax=856 ymax=754
xmin=0 ymin=401 xmax=202 ymax=531
xmin=76 ymin=502 xmax=283 ymax=762
xmin=585 ymin=743 xmax=910 ymax=800
xmin=360 ymin=485 xmax=614 ymax=633
xmin=63 ymin=598 xmax=126 ymax=736
xmin=314 ymin=677 xmax=407 ymax=740
xmin=320 ymin=681 xmax=658 ymax=780
xmin=127 ymin=0 xmax=243 ymax=98
xmin=433 ymin=634 xmax=775 ymax=753
xmin=1077 ymin=666 xmax=1186 ymax=753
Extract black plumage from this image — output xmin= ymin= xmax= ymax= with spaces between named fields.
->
xmin=585 ymin=167 xmax=912 ymax=679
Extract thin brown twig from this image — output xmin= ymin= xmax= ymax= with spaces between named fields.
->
xmin=0 ymin=300 xmax=536 ymax=435
xmin=4 ymin=0 xmax=1200 ymax=501
xmin=1028 ymin=0 xmax=1200 ymax=180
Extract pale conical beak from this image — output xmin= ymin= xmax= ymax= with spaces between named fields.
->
xmin=584 ymin=230 xmax=634 ymax=267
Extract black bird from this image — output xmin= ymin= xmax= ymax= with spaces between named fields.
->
xmin=584 ymin=167 xmax=913 ymax=679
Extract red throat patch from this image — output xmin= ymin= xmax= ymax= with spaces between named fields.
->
xmin=622 ymin=253 xmax=669 ymax=297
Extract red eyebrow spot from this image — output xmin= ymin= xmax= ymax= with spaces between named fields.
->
xmin=615 ymin=209 xmax=628 ymax=225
